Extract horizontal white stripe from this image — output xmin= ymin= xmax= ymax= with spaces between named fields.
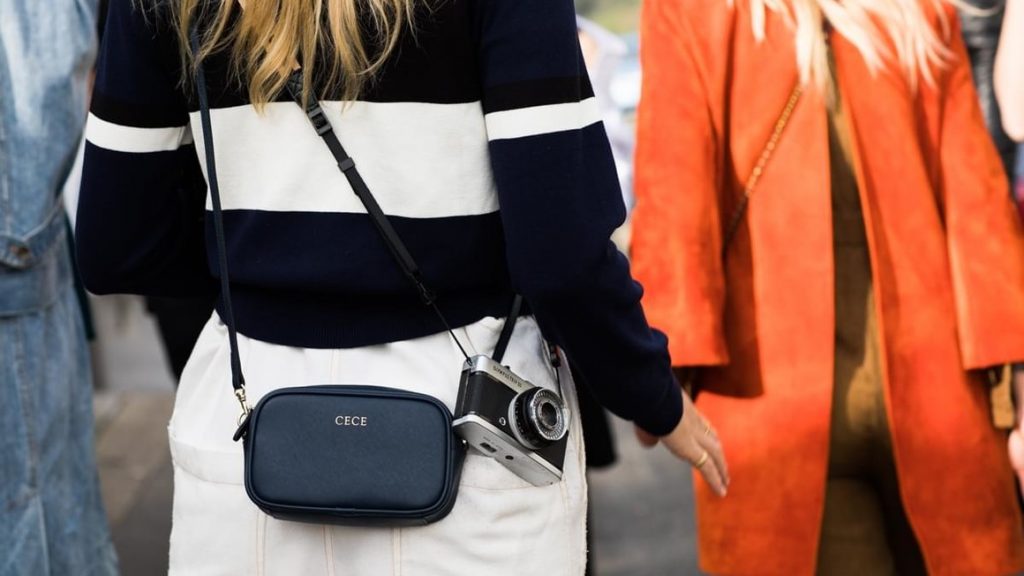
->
xmin=85 ymin=113 xmax=193 ymax=153
xmin=484 ymin=98 xmax=602 ymax=141
xmin=191 ymin=100 xmax=499 ymax=218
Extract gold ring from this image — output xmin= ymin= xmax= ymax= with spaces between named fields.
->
xmin=694 ymin=450 xmax=710 ymax=468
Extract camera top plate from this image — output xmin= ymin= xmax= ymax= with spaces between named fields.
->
xmin=462 ymin=355 xmax=534 ymax=394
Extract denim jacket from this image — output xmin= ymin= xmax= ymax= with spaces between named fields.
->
xmin=0 ymin=0 xmax=96 ymax=316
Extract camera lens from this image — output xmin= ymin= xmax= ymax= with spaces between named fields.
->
xmin=510 ymin=388 xmax=569 ymax=450
xmin=539 ymin=402 xmax=559 ymax=430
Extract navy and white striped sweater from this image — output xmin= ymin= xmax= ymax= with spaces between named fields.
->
xmin=78 ymin=0 xmax=683 ymax=435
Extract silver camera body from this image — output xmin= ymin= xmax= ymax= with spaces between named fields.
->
xmin=453 ymin=355 xmax=569 ymax=486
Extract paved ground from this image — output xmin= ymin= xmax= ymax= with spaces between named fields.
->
xmin=91 ymin=295 xmax=701 ymax=575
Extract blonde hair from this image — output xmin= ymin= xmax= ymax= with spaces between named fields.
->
xmin=744 ymin=0 xmax=955 ymax=90
xmin=173 ymin=0 xmax=417 ymax=108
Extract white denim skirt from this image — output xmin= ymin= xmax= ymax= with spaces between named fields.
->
xmin=167 ymin=314 xmax=587 ymax=575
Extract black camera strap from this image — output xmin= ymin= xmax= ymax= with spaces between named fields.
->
xmin=281 ymin=71 xmax=524 ymax=363
xmin=281 ymin=71 xmax=478 ymax=362
xmin=193 ymin=45 xmax=522 ymax=422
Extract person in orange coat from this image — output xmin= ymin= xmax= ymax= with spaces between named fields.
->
xmin=631 ymin=0 xmax=1024 ymax=573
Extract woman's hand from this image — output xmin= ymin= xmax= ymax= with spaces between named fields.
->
xmin=635 ymin=391 xmax=730 ymax=497
xmin=1008 ymin=369 xmax=1024 ymax=493
xmin=1008 ymin=428 xmax=1024 ymax=488
xmin=996 ymin=0 xmax=1024 ymax=141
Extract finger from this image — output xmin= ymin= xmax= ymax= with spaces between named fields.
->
xmin=702 ymin=421 xmax=720 ymax=443
xmin=684 ymin=405 xmax=724 ymax=473
xmin=681 ymin=398 xmax=709 ymax=434
xmin=694 ymin=449 xmax=727 ymax=497
xmin=697 ymin=433 xmax=729 ymax=486
xmin=1009 ymin=430 xmax=1024 ymax=470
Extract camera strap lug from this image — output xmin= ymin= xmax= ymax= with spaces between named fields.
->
xmin=547 ymin=344 xmax=562 ymax=369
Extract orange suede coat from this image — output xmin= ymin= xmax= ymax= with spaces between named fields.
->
xmin=631 ymin=1 xmax=1024 ymax=574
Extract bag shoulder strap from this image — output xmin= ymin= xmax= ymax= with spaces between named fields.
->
xmin=193 ymin=34 xmax=248 ymax=417
xmin=721 ymin=83 xmax=803 ymax=260
xmin=285 ymin=73 xmax=435 ymax=309
xmin=282 ymin=71 xmax=522 ymax=364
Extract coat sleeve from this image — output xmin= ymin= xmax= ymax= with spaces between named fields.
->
xmin=940 ymin=14 xmax=1024 ymax=370
xmin=630 ymin=0 xmax=728 ymax=367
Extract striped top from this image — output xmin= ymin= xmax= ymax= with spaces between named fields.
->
xmin=77 ymin=0 xmax=682 ymax=435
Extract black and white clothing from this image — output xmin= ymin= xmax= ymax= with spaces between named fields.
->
xmin=78 ymin=1 xmax=681 ymax=572
xmin=79 ymin=0 xmax=682 ymax=436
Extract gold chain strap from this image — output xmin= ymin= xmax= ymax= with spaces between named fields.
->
xmin=721 ymin=84 xmax=803 ymax=259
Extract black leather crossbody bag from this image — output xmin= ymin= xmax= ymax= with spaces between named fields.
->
xmin=194 ymin=52 xmax=523 ymax=526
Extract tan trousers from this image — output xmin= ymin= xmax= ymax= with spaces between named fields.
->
xmin=816 ymin=242 xmax=926 ymax=576
xmin=817 ymin=54 xmax=927 ymax=575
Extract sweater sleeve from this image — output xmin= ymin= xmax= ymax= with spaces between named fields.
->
xmin=76 ymin=1 xmax=214 ymax=297
xmin=475 ymin=0 xmax=683 ymax=435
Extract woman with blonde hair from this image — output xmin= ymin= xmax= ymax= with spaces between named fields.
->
xmin=632 ymin=0 xmax=1024 ymax=572
xmin=76 ymin=0 xmax=728 ymax=573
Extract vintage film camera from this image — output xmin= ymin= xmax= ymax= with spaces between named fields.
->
xmin=453 ymin=355 xmax=569 ymax=486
